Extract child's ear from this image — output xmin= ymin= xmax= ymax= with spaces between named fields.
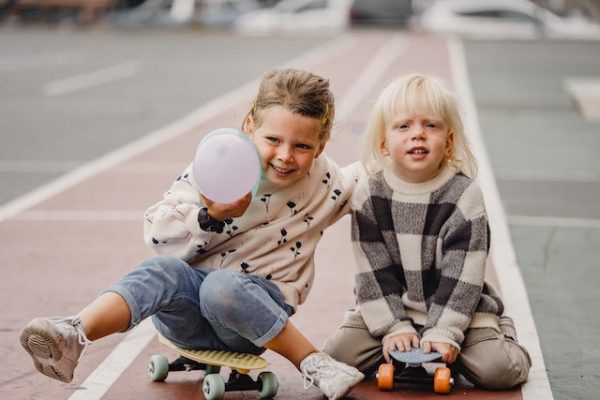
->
xmin=243 ymin=114 xmax=255 ymax=137
xmin=380 ymin=138 xmax=389 ymax=156
xmin=314 ymin=140 xmax=326 ymax=159
xmin=445 ymin=130 xmax=454 ymax=156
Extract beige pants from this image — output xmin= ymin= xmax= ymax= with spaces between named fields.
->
xmin=322 ymin=310 xmax=531 ymax=390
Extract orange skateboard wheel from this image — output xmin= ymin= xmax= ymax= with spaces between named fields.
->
xmin=433 ymin=367 xmax=452 ymax=394
xmin=377 ymin=363 xmax=395 ymax=390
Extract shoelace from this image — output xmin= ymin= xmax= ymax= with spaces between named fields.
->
xmin=301 ymin=356 xmax=336 ymax=391
xmin=56 ymin=316 xmax=92 ymax=362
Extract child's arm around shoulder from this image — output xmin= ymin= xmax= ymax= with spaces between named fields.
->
xmin=324 ymin=159 xmax=363 ymax=225
xmin=143 ymin=164 xmax=221 ymax=261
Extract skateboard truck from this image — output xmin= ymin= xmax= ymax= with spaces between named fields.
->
xmin=376 ymin=348 xmax=454 ymax=394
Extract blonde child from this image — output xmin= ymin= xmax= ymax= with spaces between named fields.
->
xmin=20 ymin=69 xmax=364 ymax=399
xmin=322 ymin=73 xmax=531 ymax=389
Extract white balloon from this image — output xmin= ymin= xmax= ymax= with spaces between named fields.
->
xmin=192 ymin=128 xmax=261 ymax=204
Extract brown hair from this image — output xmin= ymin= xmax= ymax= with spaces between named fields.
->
xmin=249 ymin=68 xmax=335 ymax=142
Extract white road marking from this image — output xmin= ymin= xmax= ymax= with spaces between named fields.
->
xmin=0 ymin=36 xmax=356 ymax=224
xmin=336 ymin=34 xmax=408 ymax=120
xmin=564 ymin=77 xmax=600 ymax=121
xmin=449 ymin=38 xmax=554 ymax=400
xmin=44 ymin=61 xmax=140 ymax=97
xmin=68 ymin=320 xmax=155 ymax=400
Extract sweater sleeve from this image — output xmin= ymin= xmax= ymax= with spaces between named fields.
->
xmin=324 ymin=159 xmax=361 ymax=226
xmin=421 ymin=182 xmax=489 ymax=348
xmin=143 ymin=164 xmax=218 ymax=261
xmin=352 ymin=179 xmax=417 ymax=338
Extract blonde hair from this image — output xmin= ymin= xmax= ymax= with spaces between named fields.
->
xmin=362 ymin=73 xmax=477 ymax=178
xmin=248 ymin=68 xmax=335 ymax=142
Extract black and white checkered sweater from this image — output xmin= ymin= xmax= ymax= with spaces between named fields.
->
xmin=352 ymin=166 xmax=503 ymax=348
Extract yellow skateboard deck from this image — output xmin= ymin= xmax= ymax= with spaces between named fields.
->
xmin=149 ymin=333 xmax=279 ymax=399
xmin=157 ymin=332 xmax=267 ymax=374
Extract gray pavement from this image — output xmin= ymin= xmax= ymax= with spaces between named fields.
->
xmin=0 ymin=26 xmax=324 ymax=205
xmin=464 ymin=38 xmax=600 ymax=400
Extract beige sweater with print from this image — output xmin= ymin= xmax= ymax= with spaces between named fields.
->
xmin=143 ymin=155 xmax=358 ymax=310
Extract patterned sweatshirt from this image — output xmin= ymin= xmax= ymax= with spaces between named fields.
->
xmin=352 ymin=166 xmax=503 ymax=349
xmin=143 ymin=155 xmax=357 ymax=311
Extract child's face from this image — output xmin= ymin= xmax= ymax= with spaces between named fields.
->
xmin=244 ymin=105 xmax=325 ymax=189
xmin=381 ymin=111 xmax=453 ymax=183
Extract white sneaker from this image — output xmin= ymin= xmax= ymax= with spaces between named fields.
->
xmin=300 ymin=351 xmax=364 ymax=399
xmin=20 ymin=316 xmax=91 ymax=383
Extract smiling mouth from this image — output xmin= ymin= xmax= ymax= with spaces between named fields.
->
xmin=271 ymin=164 xmax=294 ymax=175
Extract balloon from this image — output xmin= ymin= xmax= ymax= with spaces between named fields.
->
xmin=192 ymin=128 xmax=261 ymax=204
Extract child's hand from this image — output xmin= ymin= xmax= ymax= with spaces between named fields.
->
xmin=202 ymin=192 xmax=252 ymax=221
xmin=382 ymin=333 xmax=420 ymax=363
xmin=422 ymin=341 xmax=459 ymax=364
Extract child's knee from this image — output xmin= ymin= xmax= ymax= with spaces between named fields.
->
xmin=199 ymin=270 xmax=239 ymax=308
xmin=322 ymin=310 xmax=383 ymax=373
xmin=143 ymin=255 xmax=189 ymax=277
xmin=460 ymin=330 xmax=531 ymax=389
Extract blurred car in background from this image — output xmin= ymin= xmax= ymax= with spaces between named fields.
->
xmin=234 ymin=0 xmax=352 ymax=34
xmin=198 ymin=0 xmax=263 ymax=27
xmin=349 ymin=0 xmax=412 ymax=26
xmin=420 ymin=0 xmax=600 ymax=39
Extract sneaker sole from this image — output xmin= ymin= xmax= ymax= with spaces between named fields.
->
xmin=20 ymin=319 xmax=71 ymax=382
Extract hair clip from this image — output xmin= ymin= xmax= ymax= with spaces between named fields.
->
xmin=321 ymin=103 xmax=329 ymax=125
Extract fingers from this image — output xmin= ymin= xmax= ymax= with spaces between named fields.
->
xmin=424 ymin=341 xmax=460 ymax=364
xmin=411 ymin=335 xmax=420 ymax=349
xmin=421 ymin=341 xmax=431 ymax=353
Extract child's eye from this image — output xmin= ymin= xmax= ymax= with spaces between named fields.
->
xmin=296 ymin=143 xmax=312 ymax=150
xmin=265 ymin=136 xmax=279 ymax=144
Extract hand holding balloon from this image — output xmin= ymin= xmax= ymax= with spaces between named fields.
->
xmin=201 ymin=192 xmax=252 ymax=221
xmin=193 ymin=128 xmax=261 ymax=217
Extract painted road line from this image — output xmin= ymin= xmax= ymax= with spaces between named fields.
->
xmin=564 ymin=77 xmax=600 ymax=121
xmin=336 ymin=34 xmax=407 ymax=121
xmin=509 ymin=215 xmax=600 ymax=230
xmin=68 ymin=320 xmax=155 ymax=400
xmin=448 ymin=38 xmax=554 ymax=400
xmin=44 ymin=61 xmax=140 ymax=97
xmin=0 ymin=35 xmax=356 ymax=224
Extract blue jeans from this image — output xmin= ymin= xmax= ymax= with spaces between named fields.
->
xmin=103 ymin=256 xmax=293 ymax=355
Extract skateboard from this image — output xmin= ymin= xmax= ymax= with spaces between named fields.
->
xmin=148 ymin=333 xmax=278 ymax=400
xmin=377 ymin=348 xmax=453 ymax=394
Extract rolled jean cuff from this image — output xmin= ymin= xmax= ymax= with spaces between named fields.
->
xmin=252 ymin=308 xmax=289 ymax=347
xmin=100 ymin=286 xmax=141 ymax=332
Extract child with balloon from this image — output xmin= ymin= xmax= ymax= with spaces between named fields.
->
xmin=20 ymin=68 xmax=364 ymax=399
